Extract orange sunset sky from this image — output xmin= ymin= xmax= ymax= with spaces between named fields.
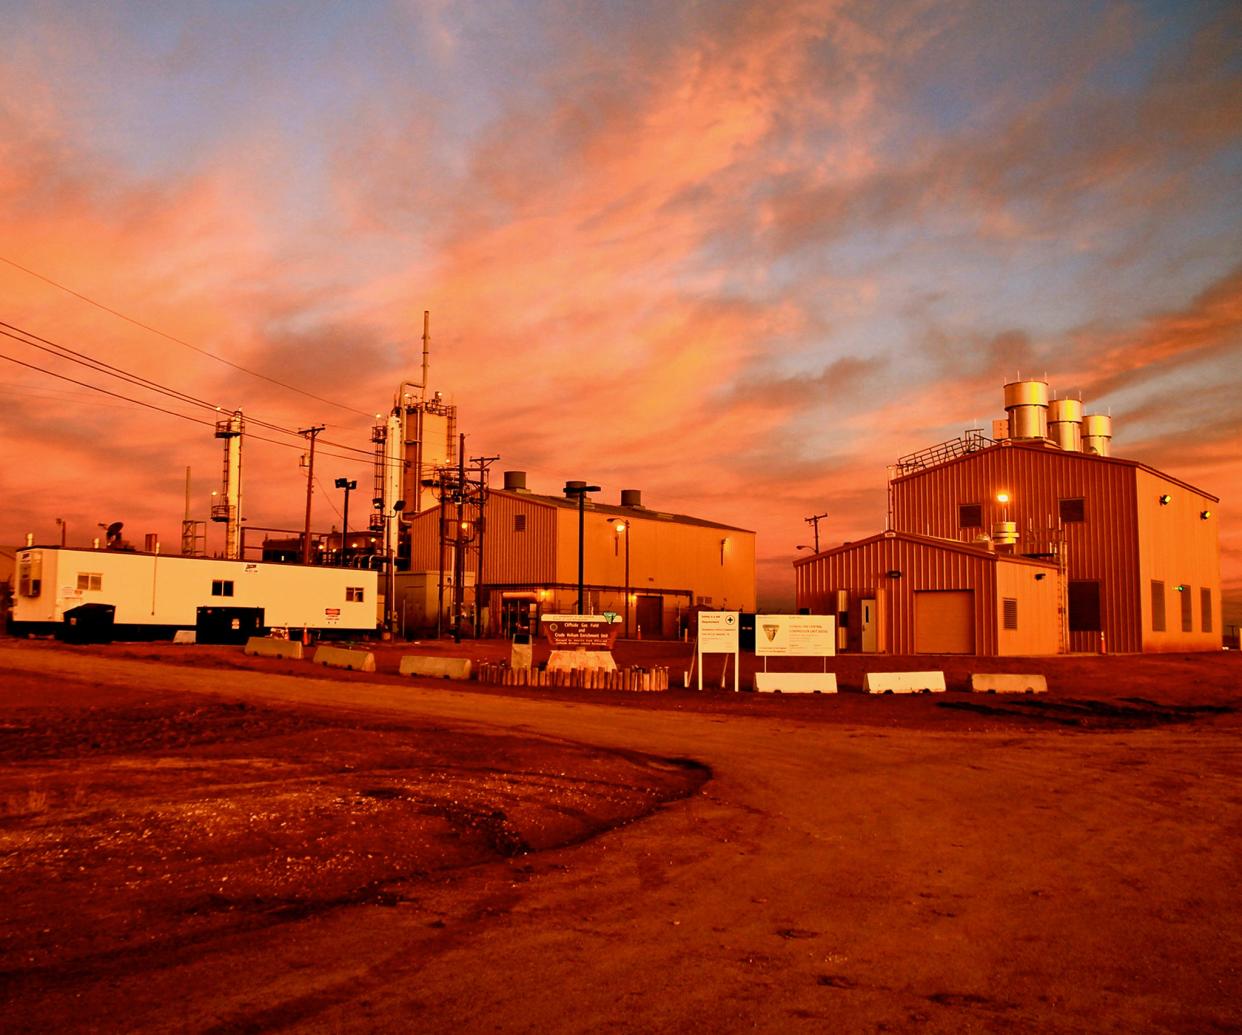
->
xmin=1 ymin=1 xmax=1239 ymax=620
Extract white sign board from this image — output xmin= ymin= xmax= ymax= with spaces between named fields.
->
xmin=697 ymin=611 xmax=739 ymax=692
xmin=754 ymin=614 xmax=836 ymax=657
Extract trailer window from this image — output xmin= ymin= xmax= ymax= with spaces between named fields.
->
xmin=77 ymin=572 xmax=103 ymax=592
xmin=346 ymin=587 xmax=364 ymax=602
xmin=211 ymin=579 xmax=234 ymax=597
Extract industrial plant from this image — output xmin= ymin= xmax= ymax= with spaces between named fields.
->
xmin=795 ymin=379 xmax=1222 ymax=655
xmin=7 ymin=312 xmax=756 ymax=642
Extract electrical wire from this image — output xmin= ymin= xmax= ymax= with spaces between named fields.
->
xmin=0 ymin=348 xmax=379 ymax=468
xmin=0 ymin=318 xmax=392 ymax=466
xmin=0 ymin=254 xmax=374 ymax=418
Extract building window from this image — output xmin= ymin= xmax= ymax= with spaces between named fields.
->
xmin=697 ymin=595 xmax=713 ymax=606
xmin=1151 ymin=580 xmax=1165 ymax=632
xmin=1201 ymin=588 xmax=1213 ymax=633
xmin=346 ymin=587 xmax=364 ymax=602
xmin=211 ymin=579 xmax=234 ymax=598
xmin=959 ymin=503 xmax=982 ymax=528
xmin=1059 ymin=498 xmax=1085 ymax=523
xmin=1068 ymin=581 xmax=1101 ymax=632
xmin=1180 ymin=585 xmax=1193 ymax=632
xmin=1002 ymin=597 xmax=1018 ymax=630
xmin=514 ymin=514 xmax=527 ymax=532
xmin=76 ymin=572 xmax=103 ymax=592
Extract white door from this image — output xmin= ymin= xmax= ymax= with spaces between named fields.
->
xmin=861 ymin=598 xmax=877 ymax=653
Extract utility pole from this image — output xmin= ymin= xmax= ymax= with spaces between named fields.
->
xmin=453 ymin=432 xmax=466 ymax=643
xmin=300 ymin=425 xmax=325 ymax=564
xmin=804 ymin=511 xmax=828 ymax=553
xmin=470 ymin=452 xmax=500 ymax=638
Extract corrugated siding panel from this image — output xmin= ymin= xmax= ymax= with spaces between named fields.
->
xmin=889 ymin=443 xmax=1142 ymax=652
xmin=484 ymin=492 xmax=560 ymax=583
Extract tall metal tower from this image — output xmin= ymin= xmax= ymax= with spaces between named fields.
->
xmin=211 ymin=411 xmax=244 ymax=560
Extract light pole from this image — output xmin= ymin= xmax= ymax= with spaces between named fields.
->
xmin=334 ymin=478 xmax=356 ymax=566
xmin=564 ymin=481 xmax=601 ymax=614
xmin=615 ymin=519 xmax=630 ymax=638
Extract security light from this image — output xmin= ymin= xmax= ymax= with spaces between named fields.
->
xmin=1201 ymin=510 xmax=1212 ymax=520
xmin=1159 ymin=494 xmax=1172 ymax=505
xmin=996 ymin=492 xmax=1011 ymax=504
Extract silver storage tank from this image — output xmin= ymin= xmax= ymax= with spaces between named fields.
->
xmin=1003 ymin=379 xmax=1050 ymax=440
xmin=1048 ymin=397 xmax=1084 ymax=452
xmin=1082 ymin=414 xmax=1113 ymax=457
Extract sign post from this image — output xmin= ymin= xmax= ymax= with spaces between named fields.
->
xmin=753 ymin=614 xmax=837 ymax=693
xmin=697 ymin=611 xmax=740 ymax=692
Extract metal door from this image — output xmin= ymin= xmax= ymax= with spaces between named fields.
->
xmin=635 ymin=594 xmax=663 ymax=638
xmin=914 ymin=590 xmax=975 ymax=654
xmin=861 ymin=598 xmax=877 ymax=653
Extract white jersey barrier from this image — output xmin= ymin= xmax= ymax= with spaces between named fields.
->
xmin=864 ymin=671 xmax=946 ymax=694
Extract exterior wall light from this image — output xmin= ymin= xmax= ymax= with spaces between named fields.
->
xmin=1159 ymin=494 xmax=1172 ymax=505
xmin=1201 ymin=510 xmax=1212 ymax=520
xmin=1035 ymin=572 xmax=1046 ymax=580
xmin=886 ymin=569 xmax=903 ymax=579
xmin=995 ymin=492 xmax=1010 ymax=504
xmin=1176 ymin=584 xmax=1186 ymax=592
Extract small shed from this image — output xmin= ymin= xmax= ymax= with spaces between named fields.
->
xmin=795 ymin=531 xmax=1061 ymax=656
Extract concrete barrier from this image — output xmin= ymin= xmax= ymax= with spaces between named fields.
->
xmin=970 ymin=673 xmax=1048 ymax=694
xmin=243 ymin=636 xmax=304 ymax=661
xmin=173 ymin=629 xmax=197 ymax=645
xmin=754 ymin=672 xmax=838 ymax=694
xmin=864 ymin=671 xmax=946 ymax=694
xmin=312 ymin=645 xmax=375 ymax=672
xmin=399 ymin=655 xmax=473 ymax=680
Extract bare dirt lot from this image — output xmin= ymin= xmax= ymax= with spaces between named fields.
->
xmin=1 ymin=639 xmax=1240 ymax=1033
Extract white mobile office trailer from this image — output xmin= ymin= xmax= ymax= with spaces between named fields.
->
xmin=11 ymin=547 xmax=380 ymax=639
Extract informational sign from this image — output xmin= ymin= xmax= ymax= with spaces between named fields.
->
xmin=697 ymin=611 xmax=740 ymax=692
xmin=754 ymin=614 xmax=836 ymax=657
xmin=541 ymin=614 xmax=619 ymax=650
xmin=324 ymin=607 xmax=341 ymax=624
xmin=698 ymin=611 xmax=739 ymax=650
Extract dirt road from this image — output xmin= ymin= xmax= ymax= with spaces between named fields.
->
xmin=2 ymin=645 xmax=1239 ymax=1033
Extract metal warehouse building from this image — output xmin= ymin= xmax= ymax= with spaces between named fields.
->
xmin=796 ymin=379 xmax=1222 ymax=654
xmin=403 ymin=473 xmax=756 ymax=638
xmin=796 ymin=531 xmax=1061 ymax=655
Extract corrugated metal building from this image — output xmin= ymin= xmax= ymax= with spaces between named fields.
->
xmin=796 ymin=378 xmax=1221 ymax=654
xmin=888 ymin=439 xmax=1220 ymax=652
xmin=403 ymin=474 xmax=756 ymax=638
xmin=795 ymin=531 xmax=1060 ymax=655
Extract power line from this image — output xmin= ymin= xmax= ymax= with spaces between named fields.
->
xmin=0 ymin=253 xmax=375 ymax=418
xmin=0 ymin=348 xmax=377 ymax=468
xmin=0 ymin=317 xmax=385 ymax=464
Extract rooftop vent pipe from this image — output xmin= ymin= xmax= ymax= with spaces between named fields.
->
xmin=503 ymin=470 xmax=528 ymax=493
xmin=620 ymin=489 xmax=642 ymax=508
xmin=564 ymin=479 xmax=587 ymax=498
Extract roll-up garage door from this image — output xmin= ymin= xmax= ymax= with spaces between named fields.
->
xmin=914 ymin=590 xmax=975 ymax=654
